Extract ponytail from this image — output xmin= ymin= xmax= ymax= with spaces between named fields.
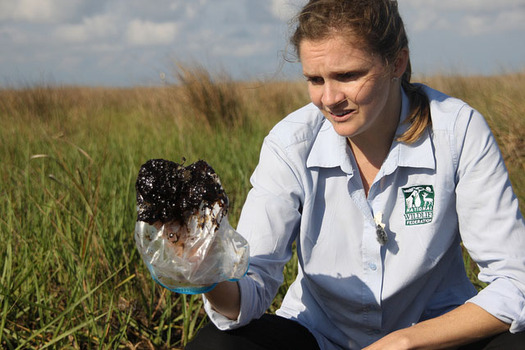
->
xmin=397 ymin=58 xmax=431 ymax=144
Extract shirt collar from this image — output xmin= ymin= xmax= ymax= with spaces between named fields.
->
xmin=306 ymin=88 xmax=435 ymax=175
xmin=307 ymin=116 xmax=354 ymax=175
xmin=384 ymin=89 xmax=435 ymax=174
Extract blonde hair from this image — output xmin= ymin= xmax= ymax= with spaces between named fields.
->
xmin=291 ymin=0 xmax=431 ymax=144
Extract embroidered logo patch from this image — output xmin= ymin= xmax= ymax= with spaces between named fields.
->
xmin=402 ymin=185 xmax=434 ymax=226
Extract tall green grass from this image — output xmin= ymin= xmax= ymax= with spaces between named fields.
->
xmin=1 ymin=68 xmax=523 ymax=349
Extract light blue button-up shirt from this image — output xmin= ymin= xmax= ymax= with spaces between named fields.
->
xmin=204 ymin=85 xmax=525 ymax=349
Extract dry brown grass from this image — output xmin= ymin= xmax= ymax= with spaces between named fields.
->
xmin=1 ymin=73 xmax=522 ymax=199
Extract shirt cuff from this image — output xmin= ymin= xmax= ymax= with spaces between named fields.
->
xmin=467 ymin=278 xmax=525 ymax=333
xmin=203 ymin=276 xmax=256 ymax=331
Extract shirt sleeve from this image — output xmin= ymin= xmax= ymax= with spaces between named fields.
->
xmin=204 ymin=133 xmax=304 ymax=330
xmin=454 ymin=105 xmax=525 ymax=333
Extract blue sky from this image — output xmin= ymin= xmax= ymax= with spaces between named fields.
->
xmin=1 ymin=0 xmax=524 ymax=87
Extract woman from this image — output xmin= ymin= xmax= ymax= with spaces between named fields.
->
xmin=187 ymin=0 xmax=525 ymax=349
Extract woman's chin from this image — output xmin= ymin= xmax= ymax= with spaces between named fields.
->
xmin=328 ymin=121 xmax=361 ymax=139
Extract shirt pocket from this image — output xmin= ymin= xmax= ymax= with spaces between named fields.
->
xmin=390 ymin=181 xmax=458 ymax=264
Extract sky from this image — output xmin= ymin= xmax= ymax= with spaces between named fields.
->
xmin=1 ymin=0 xmax=524 ymax=87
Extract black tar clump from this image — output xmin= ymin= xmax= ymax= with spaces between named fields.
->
xmin=135 ymin=159 xmax=228 ymax=224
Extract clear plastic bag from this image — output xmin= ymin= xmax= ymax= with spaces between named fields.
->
xmin=135 ymin=202 xmax=250 ymax=294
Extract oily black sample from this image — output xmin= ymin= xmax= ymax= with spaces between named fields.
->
xmin=135 ymin=159 xmax=229 ymax=225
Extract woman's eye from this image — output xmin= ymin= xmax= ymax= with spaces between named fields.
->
xmin=306 ymin=76 xmax=323 ymax=85
xmin=338 ymin=72 xmax=358 ymax=81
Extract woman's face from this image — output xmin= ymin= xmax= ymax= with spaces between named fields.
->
xmin=300 ymin=34 xmax=404 ymax=140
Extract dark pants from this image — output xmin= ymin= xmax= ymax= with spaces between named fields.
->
xmin=185 ymin=314 xmax=319 ymax=350
xmin=459 ymin=331 xmax=525 ymax=349
xmin=185 ymin=314 xmax=525 ymax=350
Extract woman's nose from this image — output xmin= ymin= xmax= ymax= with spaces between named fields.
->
xmin=321 ymin=82 xmax=345 ymax=108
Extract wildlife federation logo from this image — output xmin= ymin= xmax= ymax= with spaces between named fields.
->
xmin=402 ymin=185 xmax=434 ymax=226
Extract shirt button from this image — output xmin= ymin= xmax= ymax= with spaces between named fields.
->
xmin=368 ymin=263 xmax=377 ymax=271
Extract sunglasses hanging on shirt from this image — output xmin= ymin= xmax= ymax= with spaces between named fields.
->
xmin=374 ymin=212 xmax=388 ymax=245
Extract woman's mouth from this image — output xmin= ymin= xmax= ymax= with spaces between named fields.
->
xmin=328 ymin=109 xmax=355 ymax=121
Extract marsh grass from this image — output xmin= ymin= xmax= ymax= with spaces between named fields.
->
xmin=172 ymin=62 xmax=247 ymax=130
xmin=1 ymin=70 xmax=523 ymax=348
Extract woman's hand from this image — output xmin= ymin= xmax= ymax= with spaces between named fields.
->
xmin=204 ymin=280 xmax=241 ymax=320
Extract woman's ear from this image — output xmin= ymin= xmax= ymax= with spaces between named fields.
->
xmin=393 ymin=48 xmax=409 ymax=79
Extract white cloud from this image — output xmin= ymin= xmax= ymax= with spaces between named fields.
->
xmin=462 ymin=9 xmax=525 ymax=35
xmin=54 ymin=14 xmax=119 ymax=43
xmin=405 ymin=8 xmax=446 ymax=33
xmin=0 ymin=0 xmax=85 ymax=23
xmin=403 ymin=0 xmax=524 ymax=11
xmin=270 ymin=0 xmax=305 ymax=21
xmin=401 ymin=0 xmax=525 ymax=36
xmin=126 ymin=19 xmax=179 ymax=46
xmin=176 ymin=0 xmax=209 ymax=20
